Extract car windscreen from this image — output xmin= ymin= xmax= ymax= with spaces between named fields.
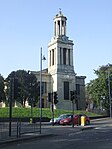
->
xmin=59 ymin=114 xmax=72 ymax=119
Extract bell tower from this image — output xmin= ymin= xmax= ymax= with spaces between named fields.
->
xmin=48 ymin=10 xmax=76 ymax=109
xmin=54 ymin=9 xmax=67 ymax=37
xmin=48 ymin=10 xmax=75 ymax=75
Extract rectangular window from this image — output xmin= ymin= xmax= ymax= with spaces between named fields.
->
xmin=54 ymin=21 xmax=56 ymax=36
xmin=50 ymin=51 xmax=51 ymax=66
xmin=58 ymin=20 xmax=60 ymax=35
xmin=52 ymin=49 xmax=54 ymax=65
xmin=63 ymin=48 xmax=66 ymax=65
xmin=42 ymin=98 xmax=44 ymax=108
xmin=39 ymin=98 xmax=44 ymax=108
xmin=68 ymin=49 xmax=70 ymax=65
xmin=39 ymin=82 xmax=47 ymax=95
xmin=42 ymin=82 xmax=47 ymax=94
xmin=64 ymin=81 xmax=69 ymax=100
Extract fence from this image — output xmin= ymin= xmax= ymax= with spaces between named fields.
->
xmin=0 ymin=117 xmax=42 ymax=141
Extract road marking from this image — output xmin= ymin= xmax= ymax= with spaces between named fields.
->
xmin=51 ymin=138 xmax=83 ymax=142
xmin=69 ymin=131 xmax=82 ymax=136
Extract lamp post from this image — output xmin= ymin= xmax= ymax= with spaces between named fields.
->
xmin=28 ymin=70 xmax=33 ymax=123
xmin=108 ymin=63 xmax=112 ymax=118
xmin=40 ymin=47 xmax=46 ymax=134
xmin=9 ymin=78 xmax=13 ymax=136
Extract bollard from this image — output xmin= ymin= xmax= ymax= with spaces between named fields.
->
xmin=30 ymin=118 xmax=33 ymax=124
xmin=81 ymin=116 xmax=86 ymax=126
xmin=17 ymin=121 xmax=19 ymax=137
xmin=17 ymin=121 xmax=21 ymax=138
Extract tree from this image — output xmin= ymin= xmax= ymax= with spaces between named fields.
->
xmin=86 ymin=65 xmax=112 ymax=111
xmin=0 ymin=74 xmax=6 ymax=102
xmin=27 ymin=72 xmax=39 ymax=107
xmin=5 ymin=71 xmax=20 ymax=106
xmin=5 ymin=70 xmax=39 ymax=107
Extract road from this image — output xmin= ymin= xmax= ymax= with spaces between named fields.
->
xmin=1 ymin=119 xmax=112 ymax=149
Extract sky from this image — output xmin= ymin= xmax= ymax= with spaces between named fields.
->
xmin=0 ymin=0 xmax=112 ymax=84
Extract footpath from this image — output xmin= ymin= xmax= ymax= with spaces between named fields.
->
xmin=0 ymin=118 xmax=111 ymax=146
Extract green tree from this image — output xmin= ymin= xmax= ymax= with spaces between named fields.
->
xmin=0 ymin=74 xmax=6 ymax=102
xmin=5 ymin=70 xmax=39 ymax=107
xmin=27 ymin=72 xmax=39 ymax=107
xmin=86 ymin=65 xmax=112 ymax=110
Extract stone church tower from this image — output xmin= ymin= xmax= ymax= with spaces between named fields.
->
xmin=48 ymin=10 xmax=76 ymax=110
xmin=33 ymin=10 xmax=86 ymax=110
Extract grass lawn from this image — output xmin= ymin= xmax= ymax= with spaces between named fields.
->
xmin=0 ymin=107 xmax=101 ymax=118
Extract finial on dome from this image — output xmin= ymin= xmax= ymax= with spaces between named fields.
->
xmin=59 ymin=8 xmax=62 ymax=14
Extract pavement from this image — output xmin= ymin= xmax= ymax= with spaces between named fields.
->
xmin=0 ymin=118 xmax=111 ymax=146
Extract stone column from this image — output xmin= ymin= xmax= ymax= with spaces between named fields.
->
xmin=48 ymin=50 xmax=50 ymax=67
xmin=54 ymin=21 xmax=56 ymax=36
xmin=65 ymin=21 xmax=66 ymax=36
xmin=70 ymin=48 xmax=73 ymax=66
xmin=60 ymin=47 xmax=62 ymax=64
xmin=51 ymin=49 xmax=52 ymax=66
xmin=60 ymin=20 xmax=62 ymax=36
xmin=61 ymin=48 xmax=63 ymax=65
xmin=56 ymin=21 xmax=58 ymax=37
xmin=50 ymin=50 xmax=51 ymax=66
xmin=54 ymin=48 xmax=56 ymax=65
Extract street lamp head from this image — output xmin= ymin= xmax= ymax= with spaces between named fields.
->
xmin=42 ymin=56 xmax=46 ymax=60
xmin=28 ymin=70 xmax=32 ymax=74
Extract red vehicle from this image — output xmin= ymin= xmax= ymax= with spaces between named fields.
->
xmin=60 ymin=114 xmax=90 ymax=125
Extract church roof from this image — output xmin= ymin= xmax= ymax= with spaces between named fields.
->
xmin=37 ymin=68 xmax=48 ymax=73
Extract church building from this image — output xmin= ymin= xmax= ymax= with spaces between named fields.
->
xmin=33 ymin=10 xmax=86 ymax=110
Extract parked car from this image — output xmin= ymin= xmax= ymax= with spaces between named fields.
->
xmin=50 ymin=114 xmax=73 ymax=125
xmin=60 ymin=114 xmax=90 ymax=125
